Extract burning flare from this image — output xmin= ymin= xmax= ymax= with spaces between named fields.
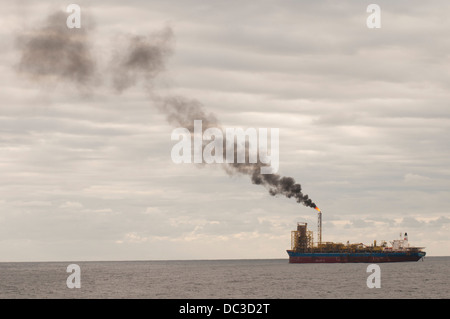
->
xmin=314 ymin=207 xmax=321 ymax=212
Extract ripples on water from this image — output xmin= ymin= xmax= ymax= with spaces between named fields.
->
xmin=0 ymin=257 xmax=448 ymax=298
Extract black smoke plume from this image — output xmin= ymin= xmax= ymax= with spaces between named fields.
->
xmin=15 ymin=11 xmax=317 ymax=209
xmin=16 ymin=11 xmax=97 ymax=90
xmin=109 ymin=27 xmax=173 ymax=93
xmin=110 ymin=29 xmax=316 ymax=208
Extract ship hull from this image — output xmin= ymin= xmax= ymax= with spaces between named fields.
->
xmin=287 ymin=251 xmax=426 ymax=263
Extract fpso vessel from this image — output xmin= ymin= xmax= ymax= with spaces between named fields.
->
xmin=287 ymin=211 xmax=426 ymax=263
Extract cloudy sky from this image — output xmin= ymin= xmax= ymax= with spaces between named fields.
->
xmin=0 ymin=0 xmax=449 ymax=261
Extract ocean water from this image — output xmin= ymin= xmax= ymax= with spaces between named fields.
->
xmin=0 ymin=257 xmax=448 ymax=299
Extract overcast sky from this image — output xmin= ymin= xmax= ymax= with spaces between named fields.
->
xmin=0 ymin=0 xmax=449 ymax=261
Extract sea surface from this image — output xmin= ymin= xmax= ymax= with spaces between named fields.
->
xmin=0 ymin=257 xmax=448 ymax=299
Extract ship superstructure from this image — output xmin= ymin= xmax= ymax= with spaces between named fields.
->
xmin=287 ymin=210 xmax=426 ymax=263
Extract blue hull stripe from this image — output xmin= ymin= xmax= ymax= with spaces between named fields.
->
xmin=287 ymin=252 xmax=424 ymax=258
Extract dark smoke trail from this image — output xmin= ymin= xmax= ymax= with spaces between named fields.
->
xmin=154 ymin=95 xmax=219 ymax=132
xmin=115 ymin=30 xmax=317 ymax=209
xmin=15 ymin=13 xmax=317 ymax=209
xmin=251 ymin=173 xmax=317 ymax=208
xmin=16 ymin=11 xmax=97 ymax=90
xmin=109 ymin=27 xmax=173 ymax=93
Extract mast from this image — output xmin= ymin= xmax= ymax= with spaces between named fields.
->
xmin=318 ymin=210 xmax=322 ymax=246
